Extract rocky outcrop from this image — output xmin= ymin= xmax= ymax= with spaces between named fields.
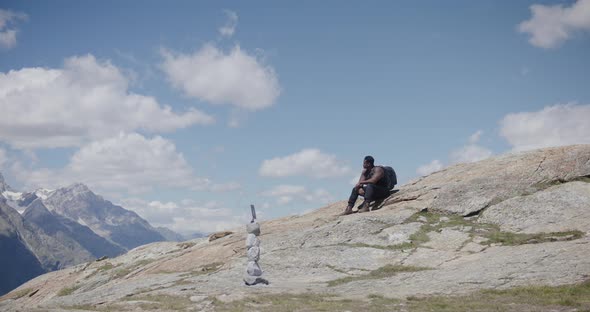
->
xmin=1 ymin=145 xmax=588 ymax=311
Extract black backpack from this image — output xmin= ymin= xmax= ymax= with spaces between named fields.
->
xmin=381 ymin=166 xmax=397 ymax=190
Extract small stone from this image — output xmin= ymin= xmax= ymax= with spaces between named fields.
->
xmin=417 ymin=216 xmax=428 ymax=223
xmin=246 ymin=222 xmax=261 ymax=236
xmin=244 ymin=276 xmax=270 ymax=286
xmin=246 ymin=261 xmax=263 ymax=276
xmin=190 ymin=295 xmax=207 ymax=302
xmin=247 ymin=246 xmax=260 ymax=262
xmin=440 ymin=217 xmax=450 ymax=222
xmin=246 ymin=234 xmax=260 ymax=248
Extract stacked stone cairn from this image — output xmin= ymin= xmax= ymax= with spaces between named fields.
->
xmin=244 ymin=205 xmax=269 ymax=286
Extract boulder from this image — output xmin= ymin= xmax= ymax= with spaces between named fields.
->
xmin=479 ymin=182 xmax=590 ymax=233
xmin=246 ymin=261 xmax=263 ymax=276
xmin=246 ymin=234 xmax=260 ymax=248
xmin=246 ymin=222 xmax=261 ymax=236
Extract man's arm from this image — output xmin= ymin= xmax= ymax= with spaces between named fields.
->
xmin=359 ymin=166 xmax=384 ymax=185
xmin=354 ymin=169 xmax=367 ymax=189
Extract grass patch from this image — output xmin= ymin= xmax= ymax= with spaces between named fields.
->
xmin=125 ymin=294 xmax=192 ymax=310
xmin=483 ymin=230 xmax=584 ymax=246
xmin=57 ymin=284 xmax=82 ymax=297
xmin=180 ymin=262 xmax=223 ymax=278
xmin=111 ymin=259 xmax=155 ymax=279
xmin=84 ymin=262 xmax=118 ymax=280
xmin=211 ymin=280 xmax=590 ymax=311
xmin=327 ymin=264 xmax=430 ymax=287
xmin=400 ymin=211 xmax=586 ymax=248
xmin=213 ymin=293 xmax=402 ymax=312
xmin=406 ymin=280 xmax=590 ymax=311
xmin=62 ymin=304 xmax=101 ymax=311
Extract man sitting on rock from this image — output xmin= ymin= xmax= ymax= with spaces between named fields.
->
xmin=341 ymin=155 xmax=390 ymax=215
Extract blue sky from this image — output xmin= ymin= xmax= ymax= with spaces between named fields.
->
xmin=1 ymin=1 xmax=589 ymax=234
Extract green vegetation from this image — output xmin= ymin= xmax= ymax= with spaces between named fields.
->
xmin=124 ymin=294 xmax=192 ymax=311
xmin=212 ymin=280 xmax=590 ymax=312
xmin=213 ymin=293 xmax=402 ymax=312
xmin=111 ymin=259 xmax=155 ymax=279
xmin=483 ymin=230 xmax=584 ymax=246
xmin=406 ymin=280 xmax=590 ymax=312
xmin=84 ymin=262 xmax=118 ymax=280
xmin=343 ymin=211 xmax=585 ymax=253
xmin=62 ymin=304 xmax=101 ymax=311
xmin=327 ymin=264 xmax=430 ymax=287
xmin=57 ymin=284 xmax=82 ymax=297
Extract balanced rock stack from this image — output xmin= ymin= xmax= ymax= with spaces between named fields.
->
xmin=244 ymin=205 xmax=269 ymax=286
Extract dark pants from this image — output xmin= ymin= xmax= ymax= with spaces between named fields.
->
xmin=348 ymin=184 xmax=390 ymax=207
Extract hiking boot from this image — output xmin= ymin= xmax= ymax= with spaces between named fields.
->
xmin=340 ymin=206 xmax=354 ymax=216
xmin=357 ymin=202 xmax=370 ymax=213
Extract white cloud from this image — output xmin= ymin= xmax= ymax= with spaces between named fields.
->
xmin=415 ymin=130 xmax=492 ymax=176
xmin=500 ymin=103 xmax=590 ymax=151
xmin=0 ymin=54 xmax=214 ymax=149
xmin=518 ymin=0 xmax=590 ymax=48
xmin=259 ymin=149 xmax=352 ymax=178
xmin=416 ymin=159 xmax=443 ymax=176
xmin=261 ymin=184 xmax=334 ymax=206
xmin=0 ymin=9 xmax=27 ymax=50
xmin=450 ymin=130 xmax=493 ymax=164
xmin=13 ymin=133 xmax=238 ymax=195
xmin=450 ymin=144 xmax=493 ymax=164
xmin=160 ymin=43 xmax=281 ymax=111
xmin=120 ymin=198 xmax=244 ymax=234
xmin=219 ymin=10 xmax=238 ymax=37
xmin=468 ymin=130 xmax=483 ymax=144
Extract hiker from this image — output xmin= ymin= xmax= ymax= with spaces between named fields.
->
xmin=341 ymin=155 xmax=391 ymax=215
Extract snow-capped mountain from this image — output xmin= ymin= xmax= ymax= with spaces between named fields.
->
xmin=0 ymin=172 xmax=181 ymax=295
xmin=43 ymin=183 xmax=166 ymax=250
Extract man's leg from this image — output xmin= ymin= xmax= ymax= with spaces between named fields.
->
xmin=342 ymin=186 xmax=361 ymax=215
xmin=358 ymin=184 xmax=389 ymax=212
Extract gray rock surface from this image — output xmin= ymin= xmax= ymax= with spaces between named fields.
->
xmin=1 ymin=145 xmax=589 ymax=311
xmin=479 ymin=182 xmax=590 ymax=233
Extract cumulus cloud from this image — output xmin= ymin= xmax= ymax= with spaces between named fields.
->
xmin=120 ymin=198 xmax=243 ymax=234
xmin=0 ymin=9 xmax=27 ymax=50
xmin=416 ymin=159 xmax=443 ymax=176
xmin=519 ymin=0 xmax=590 ymax=48
xmin=219 ymin=10 xmax=238 ymax=37
xmin=259 ymin=149 xmax=352 ymax=178
xmin=415 ymin=130 xmax=492 ymax=177
xmin=500 ymin=103 xmax=590 ymax=151
xmin=160 ymin=43 xmax=281 ymax=111
xmin=13 ymin=133 xmax=239 ymax=195
xmin=0 ymin=54 xmax=214 ymax=149
xmin=450 ymin=130 xmax=493 ymax=164
xmin=261 ymin=184 xmax=334 ymax=206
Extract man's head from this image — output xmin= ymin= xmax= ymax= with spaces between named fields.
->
xmin=363 ymin=155 xmax=375 ymax=169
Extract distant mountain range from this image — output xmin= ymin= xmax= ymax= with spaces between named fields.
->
xmin=0 ymin=172 xmax=185 ymax=295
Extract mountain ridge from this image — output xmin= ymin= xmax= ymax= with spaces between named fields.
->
xmin=0 ymin=177 xmax=181 ymax=296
